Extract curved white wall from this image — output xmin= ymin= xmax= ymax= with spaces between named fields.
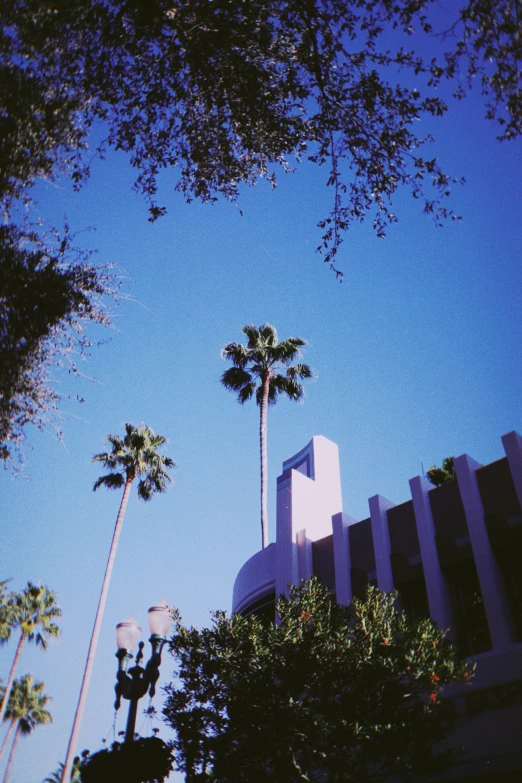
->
xmin=232 ymin=543 xmax=276 ymax=614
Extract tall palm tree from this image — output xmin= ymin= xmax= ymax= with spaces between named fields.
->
xmin=221 ymin=323 xmax=312 ymax=549
xmin=0 ymin=583 xmax=60 ymax=727
xmin=2 ymin=674 xmax=52 ymax=783
xmin=62 ymin=423 xmax=175 ymax=783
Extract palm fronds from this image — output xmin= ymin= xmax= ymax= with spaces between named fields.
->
xmin=93 ymin=423 xmax=175 ymax=501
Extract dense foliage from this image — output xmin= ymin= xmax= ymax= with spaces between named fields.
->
xmin=164 ymin=577 xmax=473 ymax=783
xmin=2 ymin=1 xmax=521 ymax=264
xmin=0 ymin=223 xmax=118 ymax=464
xmin=427 ymin=456 xmax=456 ymax=486
xmin=79 ymin=737 xmax=174 ymax=783
xmin=1 ymin=0 xmax=520 ymax=460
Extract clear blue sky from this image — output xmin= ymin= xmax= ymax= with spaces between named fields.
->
xmin=1 ymin=56 xmax=522 ymax=782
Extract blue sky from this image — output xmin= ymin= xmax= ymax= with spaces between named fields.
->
xmin=1 ymin=56 xmax=522 ymax=782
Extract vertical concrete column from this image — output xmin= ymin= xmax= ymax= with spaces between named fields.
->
xmin=297 ymin=529 xmax=313 ymax=583
xmin=409 ymin=476 xmax=455 ymax=634
xmin=501 ymin=430 xmax=522 ymax=510
xmin=332 ymin=512 xmax=355 ymax=605
xmin=369 ymin=495 xmax=395 ymax=592
xmin=276 ymin=477 xmax=298 ymax=598
xmin=455 ymin=454 xmax=516 ymax=649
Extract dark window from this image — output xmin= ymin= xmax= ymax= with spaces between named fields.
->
xmin=349 ymin=518 xmax=375 ymax=598
xmin=397 ymin=577 xmax=429 ymax=623
xmin=476 ymin=458 xmax=521 ymax=517
xmin=312 ymin=535 xmax=335 ymax=592
xmin=430 ymin=479 xmax=469 ymax=541
xmin=498 ymin=552 xmax=522 ymax=640
xmin=388 ymin=500 xmax=421 ymax=559
xmin=241 ymin=592 xmax=275 ymax=624
xmin=445 ymin=561 xmax=492 ymax=656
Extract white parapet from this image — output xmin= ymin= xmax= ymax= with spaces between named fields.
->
xmin=454 ymin=453 xmax=517 ymax=649
xmin=276 ymin=436 xmax=343 ymax=597
xmin=232 ymin=436 xmax=344 ymax=613
xmin=332 ymin=512 xmax=357 ymax=605
xmin=409 ymin=475 xmax=455 ymax=634
xmin=369 ymin=494 xmax=395 ymax=592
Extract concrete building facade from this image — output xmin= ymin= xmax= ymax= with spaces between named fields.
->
xmin=232 ymin=432 xmax=522 ymax=781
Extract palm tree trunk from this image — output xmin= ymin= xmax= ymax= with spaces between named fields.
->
xmin=0 ymin=633 xmax=24 ymax=724
xmin=2 ymin=722 xmax=21 ymax=783
xmin=0 ymin=720 xmax=15 ymax=763
xmin=62 ymin=474 xmax=134 ymax=783
xmin=260 ymin=372 xmax=270 ymax=549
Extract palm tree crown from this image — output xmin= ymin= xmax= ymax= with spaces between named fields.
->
xmin=93 ymin=422 xmax=175 ymax=500
xmin=221 ymin=323 xmax=312 ymax=549
xmin=2 ymin=674 xmax=52 ymax=783
xmin=0 ymin=584 xmax=60 ymax=725
xmin=8 ymin=584 xmax=61 ymax=650
xmin=221 ymin=323 xmax=312 ymax=406
xmin=4 ymin=674 xmax=52 ymax=735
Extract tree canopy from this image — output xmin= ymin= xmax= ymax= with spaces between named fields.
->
xmin=1 ymin=0 xmax=520 ymax=461
xmin=427 ymin=456 xmax=456 ymax=486
xmin=0 ymin=223 xmax=119 ymax=465
xmin=2 ymin=1 xmax=521 ymax=264
xmin=164 ymin=577 xmax=473 ymax=783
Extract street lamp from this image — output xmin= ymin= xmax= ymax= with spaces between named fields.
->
xmin=114 ymin=599 xmax=173 ymax=744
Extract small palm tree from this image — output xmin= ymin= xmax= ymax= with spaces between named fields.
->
xmin=221 ymin=324 xmax=312 ymax=549
xmin=43 ymin=757 xmax=82 ymax=783
xmin=62 ymin=423 xmax=175 ymax=783
xmin=427 ymin=456 xmax=456 ymax=487
xmin=0 ymin=583 xmax=60 ymax=727
xmin=2 ymin=674 xmax=52 ymax=783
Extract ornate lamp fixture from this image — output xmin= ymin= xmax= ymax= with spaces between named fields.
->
xmin=114 ymin=599 xmax=173 ymax=743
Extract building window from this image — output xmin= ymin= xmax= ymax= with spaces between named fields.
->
xmin=445 ymin=561 xmax=492 ymax=656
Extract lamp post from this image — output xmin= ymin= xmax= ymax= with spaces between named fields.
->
xmin=114 ymin=599 xmax=173 ymax=744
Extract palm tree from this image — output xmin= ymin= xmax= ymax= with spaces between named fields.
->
xmin=426 ymin=456 xmax=456 ymax=487
xmin=62 ymin=423 xmax=175 ymax=783
xmin=221 ymin=323 xmax=312 ymax=549
xmin=43 ymin=757 xmax=82 ymax=783
xmin=0 ymin=583 xmax=60 ymax=727
xmin=2 ymin=674 xmax=52 ymax=783
xmin=0 ymin=580 xmax=12 ymax=644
